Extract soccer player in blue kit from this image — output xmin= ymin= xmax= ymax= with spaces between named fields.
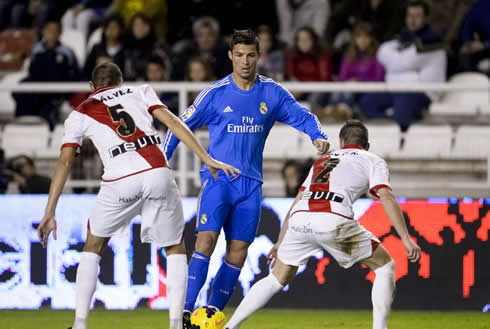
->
xmin=162 ymin=29 xmax=330 ymax=325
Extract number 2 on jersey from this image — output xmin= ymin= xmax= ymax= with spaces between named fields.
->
xmin=107 ymin=104 xmax=136 ymax=137
xmin=313 ymin=158 xmax=340 ymax=184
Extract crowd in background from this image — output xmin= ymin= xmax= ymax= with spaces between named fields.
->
xmin=0 ymin=0 xmax=489 ymax=194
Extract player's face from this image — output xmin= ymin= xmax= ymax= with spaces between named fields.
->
xmin=229 ymin=44 xmax=259 ymax=80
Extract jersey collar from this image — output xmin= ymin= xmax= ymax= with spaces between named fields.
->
xmin=342 ymin=144 xmax=363 ymax=149
xmin=90 ymin=85 xmax=118 ymax=96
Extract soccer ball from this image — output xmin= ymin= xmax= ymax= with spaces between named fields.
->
xmin=190 ymin=306 xmax=227 ymax=329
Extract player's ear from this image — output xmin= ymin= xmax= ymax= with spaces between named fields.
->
xmin=89 ymin=81 xmax=95 ymax=92
xmin=228 ymin=50 xmax=232 ymax=61
xmin=365 ymin=142 xmax=370 ymax=151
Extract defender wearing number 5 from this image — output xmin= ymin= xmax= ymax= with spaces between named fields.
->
xmin=37 ymin=63 xmax=240 ymax=329
xmin=162 ymin=29 xmax=329 ymax=324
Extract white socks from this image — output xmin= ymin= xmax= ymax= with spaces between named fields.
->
xmin=225 ymin=273 xmax=284 ymax=329
xmin=73 ymin=252 xmax=101 ymax=329
xmin=372 ymin=260 xmax=395 ymax=329
xmin=167 ymin=254 xmax=188 ymax=329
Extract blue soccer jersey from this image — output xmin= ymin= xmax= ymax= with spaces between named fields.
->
xmin=163 ymin=74 xmax=327 ymax=181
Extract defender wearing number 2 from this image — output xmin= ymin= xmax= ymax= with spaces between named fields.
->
xmin=225 ymin=120 xmax=422 ymax=329
xmin=162 ymin=29 xmax=329 ymax=326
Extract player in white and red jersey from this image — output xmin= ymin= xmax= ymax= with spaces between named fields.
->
xmin=225 ymin=120 xmax=421 ymax=329
xmin=37 ymin=63 xmax=240 ymax=329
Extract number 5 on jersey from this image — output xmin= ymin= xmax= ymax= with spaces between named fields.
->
xmin=107 ymin=104 xmax=136 ymax=137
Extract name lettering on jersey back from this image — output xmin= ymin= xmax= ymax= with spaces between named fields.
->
xmin=100 ymin=88 xmax=133 ymax=102
xmin=302 ymin=191 xmax=345 ymax=203
xmin=227 ymin=116 xmax=264 ymax=133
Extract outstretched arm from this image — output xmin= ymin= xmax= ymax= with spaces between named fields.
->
xmin=38 ymin=146 xmax=76 ymax=247
xmin=378 ymin=187 xmax=421 ymax=262
xmin=153 ymin=107 xmax=240 ymax=179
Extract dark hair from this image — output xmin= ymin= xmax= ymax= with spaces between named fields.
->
xmin=230 ymin=29 xmax=260 ymax=52
xmin=345 ymin=22 xmax=379 ymax=61
xmin=339 ymin=120 xmax=369 ymax=148
xmin=101 ymin=14 xmax=125 ymax=44
xmin=406 ymin=0 xmax=430 ymax=16
xmin=147 ymin=55 xmax=166 ymax=70
xmin=281 ymin=160 xmax=300 ymax=178
xmin=129 ymin=13 xmax=155 ymax=40
xmin=185 ymin=56 xmax=216 ymax=81
xmin=42 ymin=20 xmax=62 ymax=32
xmin=292 ymin=26 xmax=325 ymax=57
xmin=91 ymin=62 xmax=123 ymax=88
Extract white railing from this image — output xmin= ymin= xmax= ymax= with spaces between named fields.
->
xmin=0 ymin=81 xmax=488 ymax=196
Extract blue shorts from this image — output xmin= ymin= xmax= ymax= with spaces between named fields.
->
xmin=196 ymin=171 xmax=262 ymax=243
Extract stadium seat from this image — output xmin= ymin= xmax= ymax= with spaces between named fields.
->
xmin=451 ymin=125 xmax=490 ymax=159
xmin=429 ymin=72 xmax=489 ymax=117
xmin=0 ymin=28 xmax=36 ymax=70
xmin=1 ymin=122 xmax=50 ymax=158
xmin=0 ymin=71 xmax=27 ymax=119
xmin=263 ymin=124 xmax=301 ymax=159
xmin=393 ymin=124 xmax=453 ymax=158
xmin=60 ymin=29 xmax=86 ymax=69
xmin=364 ymin=122 xmax=401 ymax=158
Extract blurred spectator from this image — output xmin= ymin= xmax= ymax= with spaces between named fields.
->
xmin=167 ymin=0 xmax=279 ymax=45
xmin=13 ymin=20 xmax=79 ymax=130
xmin=110 ymin=0 xmax=167 ymax=39
xmin=61 ymin=0 xmax=111 ymax=40
xmin=321 ymin=22 xmax=384 ymax=121
xmin=256 ymin=24 xmax=286 ymax=81
xmin=83 ymin=14 xmax=126 ymax=80
xmin=281 ymin=159 xmax=302 ymax=197
xmin=124 ymin=13 xmax=172 ymax=81
xmin=1 ymin=0 xmax=71 ymax=34
xmin=145 ymin=55 xmax=178 ymax=115
xmin=458 ymin=0 xmax=490 ymax=76
xmin=171 ymin=16 xmax=232 ymax=80
xmin=185 ymin=56 xmax=216 ymax=106
xmin=4 ymin=155 xmax=51 ymax=194
xmin=326 ymin=0 xmax=406 ymax=48
xmin=0 ymin=0 xmax=39 ymax=31
xmin=276 ymin=0 xmax=330 ymax=47
xmin=359 ymin=0 xmax=446 ymax=131
xmin=286 ymin=26 xmax=332 ymax=111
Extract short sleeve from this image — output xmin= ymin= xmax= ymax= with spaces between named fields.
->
xmin=299 ymin=167 xmax=314 ymax=192
xmin=368 ymin=159 xmax=391 ymax=198
xmin=142 ymin=84 xmax=167 ymax=114
xmin=61 ymin=111 xmax=85 ymax=153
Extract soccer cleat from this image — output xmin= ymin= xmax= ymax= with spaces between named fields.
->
xmin=183 ymin=310 xmax=192 ymax=329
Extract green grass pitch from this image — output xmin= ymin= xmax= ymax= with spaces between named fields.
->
xmin=1 ymin=308 xmax=488 ymax=329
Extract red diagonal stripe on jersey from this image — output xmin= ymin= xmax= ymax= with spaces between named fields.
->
xmin=308 ymin=156 xmax=332 ymax=212
xmin=77 ymin=99 xmax=167 ymax=168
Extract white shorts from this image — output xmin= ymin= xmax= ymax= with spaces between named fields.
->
xmin=278 ymin=212 xmax=379 ymax=268
xmin=89 ymin=167 xmax=184 ymax=247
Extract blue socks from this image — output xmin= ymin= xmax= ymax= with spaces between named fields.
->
xmin=208 ymin=260 xmax=242 ymax=310
xmin=184 ymin=251 xmax=210 ymax=311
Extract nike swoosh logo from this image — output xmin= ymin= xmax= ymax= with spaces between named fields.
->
xmin=215 ymin=319 xmax=225 ymax=326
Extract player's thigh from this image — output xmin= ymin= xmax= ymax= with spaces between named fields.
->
xmin=84 ymin=226 xmax=111 ymax=256
xmin=272 ymin=258 xmax=299 ymax=286
xmin=196 ymin=173 xmax=233 ymax=234
xmin=89 ymin=178 xmax=142 ymax=239
xmin=320 ymin=219 xmax=380 ymax=269
xmin=361 ymin=243 xmax=392 ymax=271
xmin=225 ymin=182 xmax=262 ymax=243
xmin=141 ymin=168 xmax=185 ymax=247
xmin=277 ymin=213 xmax=322 ymax=267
